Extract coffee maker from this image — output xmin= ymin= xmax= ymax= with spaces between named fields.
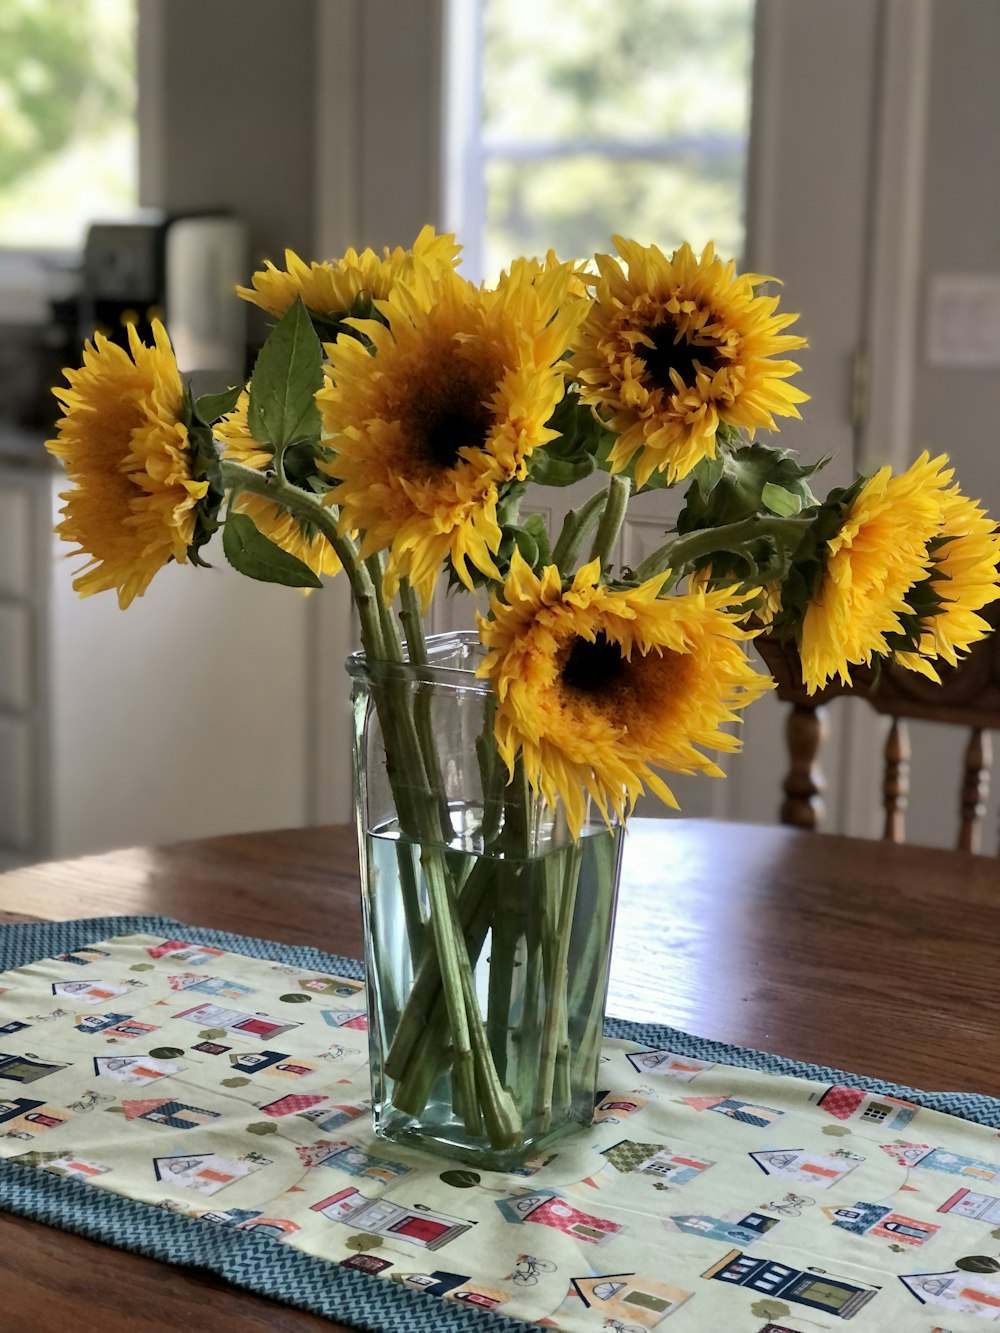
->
xmin=81 ymin=210 xmax=249 ymax=379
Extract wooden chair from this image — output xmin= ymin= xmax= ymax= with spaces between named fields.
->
xmin=755 ymin=600 xmax=1000 ymax=854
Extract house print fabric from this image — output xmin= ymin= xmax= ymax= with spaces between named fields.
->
xmin=0 ymin=920 xmax=999 ymax=1331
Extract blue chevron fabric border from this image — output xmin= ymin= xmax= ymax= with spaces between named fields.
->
xmin=1 ymin=913 xmax=998 ymax=1330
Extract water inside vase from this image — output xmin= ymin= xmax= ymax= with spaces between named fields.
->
xmin=361 ymin=819 xmax=622 ymax=1168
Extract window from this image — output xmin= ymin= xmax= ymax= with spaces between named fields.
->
xmin=448 ymin=0 xmax=755 ymax=280
xmin=0 ymin=0 xmax=136 ymax=249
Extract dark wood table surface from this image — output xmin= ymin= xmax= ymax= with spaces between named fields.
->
xmin=0 ymin=818 xmax=996 ymax=1330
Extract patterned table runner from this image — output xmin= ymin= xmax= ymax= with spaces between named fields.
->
xmin=0 ymin=915 xmax=997 ymax=1332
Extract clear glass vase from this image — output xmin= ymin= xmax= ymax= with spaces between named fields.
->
xmin=347 ymin=630 xmax=623 ymax=1170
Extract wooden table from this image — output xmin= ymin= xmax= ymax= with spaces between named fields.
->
xmin=0 ymin=818 xmax=995 ymax=1331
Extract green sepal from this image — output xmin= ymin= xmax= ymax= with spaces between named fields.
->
xmin=691 ymin=454 xmax=726 ymax=503
xmin=761 ymin=482 xmax=803 ymax=517
xmin=280 ymin=438 xmax=335 ymax=490
xmin=677 ymin=443 xmax=827 ymax=535
xmin=248 ymin=296 xmax=323 ymax=450
xmin=768 ymin=474 xmax=869 ymax=639
xmin=182 ymin=405 xmax=225 ymax=564
xmin=527 ymin=389 xmax=604 ymax=487
xmin=310 ymin=290 xmax=388 ymax=350
xmin=883 ymin=541 xmax=950 ymax=655
xmin=520 ymin=511 xmax=553 ymax=567
xmin=193 ymin=383 xmax=244 ymax=428
xmin=222 ymin=509 xmax=322 ymax=588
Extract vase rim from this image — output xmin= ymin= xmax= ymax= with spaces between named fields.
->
xmin=345 ymin=629 xmax=492 ymax=694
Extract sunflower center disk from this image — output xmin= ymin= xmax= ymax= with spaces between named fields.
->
xmin=561 ymin=632 xmax=629 ymax=699
xmin=407 ymin=373 xmax=495 ymax=471
xmin=638 ymin=320 xmax=724 ymax=394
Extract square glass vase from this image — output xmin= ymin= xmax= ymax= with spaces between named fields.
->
xmin=348 ymin=630 xmax=623 ymax=1171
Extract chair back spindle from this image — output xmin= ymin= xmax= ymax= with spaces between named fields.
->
xmin=959 ymin=727 xmax=992 ymax=854
xmin=781 ymin=702 xmax=827 ymax=830
xmin=882 ymin=718 xmax=911 ymax=843
xmin=755 ymin=600 xmax=1000 ymax=855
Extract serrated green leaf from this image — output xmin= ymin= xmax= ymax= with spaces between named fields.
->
xmin=222 ymin=510 xmax=322 ymax=588
xmin=248 ymin=297 xmax=323 ymax=449
xmin=762 ymin=482 xmax=803 ymax=516
xmin=194 ymin=383 xmax=244 ymax=427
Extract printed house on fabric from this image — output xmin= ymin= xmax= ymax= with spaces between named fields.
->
xmin=816 ymin=1084 xmax=917 ymax=1129
xmin=495 ymin=1189 xmax=623 ymax=1244
xmin=702 ymin=1249 xmax=878 ymax=1319
xmin=899 ymin=1270 xmax=1000 ymax=1318
xmin=311 ymin=1188 xmax=472 ymax=1250
xmin=0 ymin=1097 xmax=70 ymax=1135
xmin=397 ymin=1271 xmax=508 ymax=1312
xmin=296 ymin=1139 xmax=410 ymax=1183
xmin=665 ymin=1209 xmax=780 ymax=1246
xmin=938 ymin=1186 xmax=1000 ymax=1224
xmin=570 ymin=1273 xmax=692 ymax=1327
xmin=0 ymin=1054 xmax=67 ymax=1083
xmin=600 ymin=1139 xmax=714 ymax=1183
xmin=202 ymin=1207 xmax=301 ymax=1241
xmin=825 ymin=1201 xmax=939 ymax=1245
xmin=881 ymin=1141 xmax=1000 ymax=1180
xmin=625 ymin=1048 xmax=714 ymax=1080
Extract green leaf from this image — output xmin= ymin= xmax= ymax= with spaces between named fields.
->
xmin=521 ymin=511 xmax=553 ymax=567
xmin=761 ymin=482 xmax=803 ymax=516
xmin=193 ymin=383 xmax=244 ymax=427
xmin=248 ymin=296 xmax=323 ymax=448
xmin=222 ymin=510 xmax=322 ymax=588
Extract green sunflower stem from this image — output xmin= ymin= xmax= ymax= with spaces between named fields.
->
xmin=568 ymin=831 xmax=619 ymax=1093
xmin=217 ymin=459 xmax=384 ymax=650
xmin=589 ymin=474 xmax=632 ymax=571
xmin=398 ymin=578 xmax=453 ymax=842
xmin=535 ymin=839 xmax=582 ymax=1131
xmin=366 ymin=554 xmax=403 ymax=663
xmin=384 ymin=859 xmax=496 ymax=1083
xmin=633 ymin=513 xmax=811 ymax=584
xmin=551 ymin=489 xmax=609 ymax=572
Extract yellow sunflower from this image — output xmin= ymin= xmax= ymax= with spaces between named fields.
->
xmin=45 ymin=321 xmax=207 ymax=609
xmin=214 ymin=392 xmax=341 ymax=579
xmin=894 ymin=485 xmax=1000 ymax=677
xmin=477 ymin=551 xmax=772 ymax=835
xmin=569 ymin=237 xmax=808 ymax=487
xmin=799 ymin=452 xmax=953 ymax=692
xmin=318 ymin=259 xmax=589 ymax=606
xmin=236 ymin=225 xmax=460 ymax=321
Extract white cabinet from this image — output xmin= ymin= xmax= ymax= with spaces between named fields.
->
xmin=1 ymin=437 xmax=353 ymax=867
xmin=0 ymin=455 xmax=50 ymax=868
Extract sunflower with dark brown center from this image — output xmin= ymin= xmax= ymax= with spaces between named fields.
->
xmin=477 ymin=551 xmax=772 ymax=835
xmin=318 ymin=259 xmax=589 ymax=606
xmin=569 ymin=237 xmax=808 ymax=487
